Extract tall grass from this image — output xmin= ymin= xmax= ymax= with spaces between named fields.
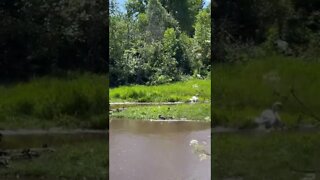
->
xmin=213 ymin=55 xmax=320 ymax=127
xmin=0 ymin=73 xmax=108 ymax=129
xmin=110 ymin=78 xmax=211 ymax=102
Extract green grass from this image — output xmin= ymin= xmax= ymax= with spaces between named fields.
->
xmin=213 ymin=132 xmax=320 ymax=179
xmin=110 ymin=103 xmax=211 ymax=121
xmin=0 ymin=140 xmax=108 ymax=179
xmin=110 ymin=78 xmax=211 ymax=102
xmin=0 ymin=73 xmax=108 ymax=129
xmin=213 ymin=55 xmax=320 ymax=127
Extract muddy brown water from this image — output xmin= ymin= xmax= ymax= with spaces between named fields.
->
xmin=109 ymin=119 xmax=211 ymax=180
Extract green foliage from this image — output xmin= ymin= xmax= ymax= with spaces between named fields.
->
xmin=126 ymin=0 xmax=148 ymax=17
xmin=110 ymin=78 xmax=211 ymax=102
xmin=160 ymin=0 xmax=204 ymax=35
xmin=0 ymin=0 xmax=108 ymax=79
xmin=213 ymin=56 xmax=320 ymax=128
xmin=193 ymin=9 xmax=211 ymax=74
xmin=111 ymin=104 xmax=211 ymax=121
xmin=110 ymin=0 xmax=211 ymax=87
xmin=146 ymin=0 xmax=178 ymax=41
xmin=0 ymin=73 xmax=108 ymax=129
xmin=213 ymin=0 xmax=320 ymax=62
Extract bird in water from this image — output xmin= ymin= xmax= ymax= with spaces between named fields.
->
xmin=255 ymin=102 xmax=285 ymax=130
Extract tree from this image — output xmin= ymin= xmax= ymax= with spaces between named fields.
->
xmin=193 ymin=8 xmax=211 ymax=73
xmin=146 ymin=0 xmax=178 ymax=41
xmin=160 ymin=0 xmax=204 ymax=35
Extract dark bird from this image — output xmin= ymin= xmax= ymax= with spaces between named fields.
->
xmin=0 ymin=158 xmax=9 ymax=168
xmin=22 ymin=148 xmax=32 ymax=159
xmin=158 ymin=115 xmax=166 ymax=120
xmin=42 ymin=144 xmax=48 ymax=148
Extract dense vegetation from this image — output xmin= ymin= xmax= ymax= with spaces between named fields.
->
xmin=109 ymin=0 xmax=211 ymax=87
xmin=0 ymin=73 xmax=108 ymax=129
xmin=0 ymin=0 xmax=108 ymax=80
xmin=213 ymin=56 xmax=320 ymax=128
xmin=212 ymin=1 xmax=320 ymax=179
xmin=0 ymin=0 xmax=108 ymax=129
xmin=213 ymin=0 xmax=320 ymax=63
xmin=213 ymin=0 xmax=320 ymax=127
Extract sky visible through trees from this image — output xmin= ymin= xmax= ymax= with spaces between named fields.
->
xmin=116 ymin=0 xmax=211 ymax=13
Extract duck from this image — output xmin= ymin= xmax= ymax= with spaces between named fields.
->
xmin=158 ymin=115 xmax=166 ymax=120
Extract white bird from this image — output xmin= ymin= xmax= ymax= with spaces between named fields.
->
xmin=190 ymin=96 xmax=199 ymax=103
xmin=255 ymin=102 xmax=283 ymax=129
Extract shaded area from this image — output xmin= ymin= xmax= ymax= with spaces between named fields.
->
xmin=212 ymin=56 xmax=320 ymax=129
xmin=0 ymin=133 xmax=108 ymax=179
xmin=212 ymin=131 xmax=320 ymax=179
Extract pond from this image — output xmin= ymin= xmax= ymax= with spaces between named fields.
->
xmin=109 ymin=119 xmax=211 ymax=180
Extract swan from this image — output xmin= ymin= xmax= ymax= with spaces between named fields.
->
xmin=255 ymin=102 xmax=284 ymax=129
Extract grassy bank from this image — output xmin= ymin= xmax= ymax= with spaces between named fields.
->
xmin=213 ymin=56 xmax=320 ymax=128
xmin=213 ymin=132 xmax=320 ymax=179
xmin=0 ymin=73 xmax=108 ymax=129
xmin=110 ymin=79 xmax=211 ymax=102
xmin=0 ymin=140 xmax=108 ymax=179
xmin=110 ymin=103 xmax=211 ymax=121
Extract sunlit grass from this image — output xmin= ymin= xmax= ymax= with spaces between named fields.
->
xmin=111 ymin=103 xmax=211 ymax=121
xmin=110 ymin=78 xmax=211 ymax=102
xmin=0 ymin=73 xmax=108 ymax=129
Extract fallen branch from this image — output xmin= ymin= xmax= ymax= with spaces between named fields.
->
xmin=290 ymin=87 xmax=320 ymax=122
